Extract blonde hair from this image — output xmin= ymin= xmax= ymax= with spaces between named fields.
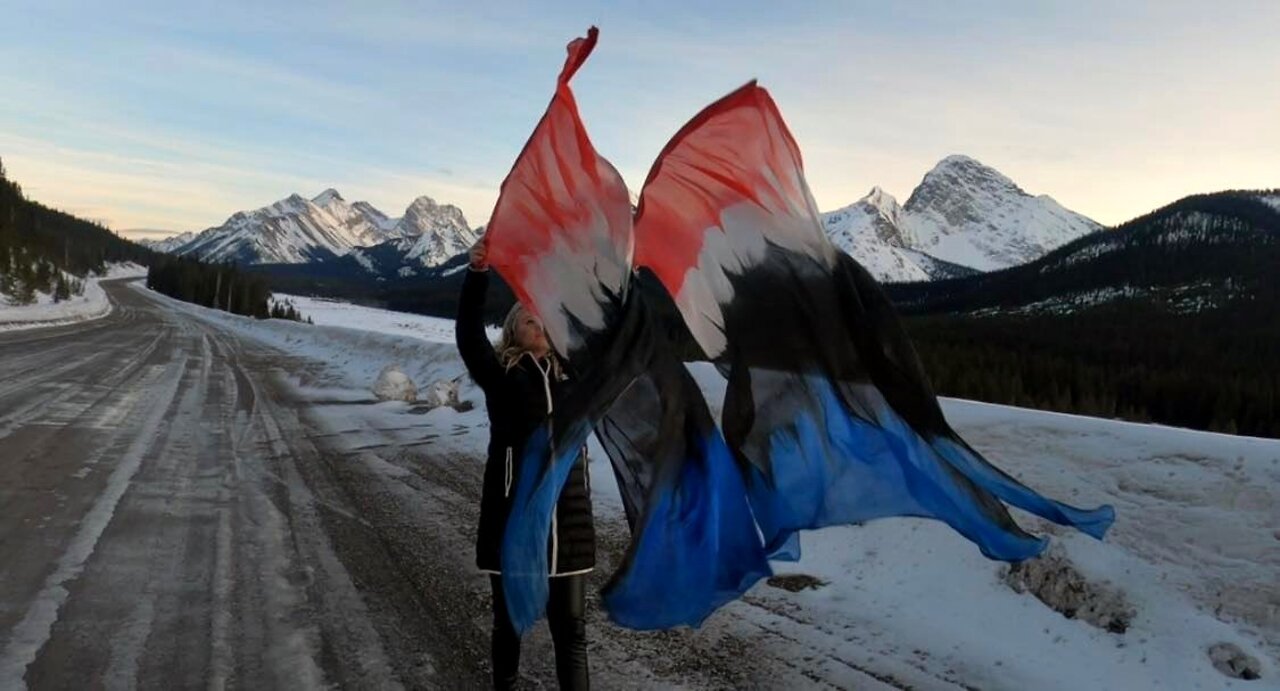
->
xmin=495 ymin=303 xmax=564 ymax=378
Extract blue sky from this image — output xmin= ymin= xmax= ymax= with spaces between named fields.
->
xmin=1 ymin=1 xmax=1276 ymax=238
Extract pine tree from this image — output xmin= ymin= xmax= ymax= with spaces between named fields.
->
xmin=34 ymin=259 xmax=53 ymax=294
xmin=0 ymin=250 xmax=12 ymax=298
xmin=53 ymin=271 xmax=71 ymax=302
xmin=11 ymin=274 xmax=36 ymax=305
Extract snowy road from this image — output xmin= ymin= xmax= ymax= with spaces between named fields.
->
xmin=0 ymin=280 xmax=917 ymax=690
xmin=0 ymin=279 xmax=479 ymax=689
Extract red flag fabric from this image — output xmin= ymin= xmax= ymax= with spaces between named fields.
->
xmin=483 ymin=26 xmax=634 ymax=357
xmin=633 ymin=82 xmax=835 ymax=359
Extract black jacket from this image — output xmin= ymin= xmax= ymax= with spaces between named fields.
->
xmin=456 ymin=268 xmax=595 ymax=575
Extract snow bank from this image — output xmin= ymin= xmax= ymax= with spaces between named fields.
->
xmin=269 ymin=292 xmax=491 ymax=344
xmin=0 ymin=262 xmax=147 ymax=331
xmin=137 ymin=285 xmax=1280 ymax=689
xmin=135 ymin=284 xmax=472 ymax=404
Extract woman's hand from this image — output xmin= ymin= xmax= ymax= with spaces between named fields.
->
xmin=468 ymin=238 xmax=489 ymax=271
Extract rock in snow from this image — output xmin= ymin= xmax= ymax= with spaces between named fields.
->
xmin=420 ymin=376 xmax=463 ymax=410
xmin=1003 ymin=544 xmax=1134 ymax=634
xmin=1207 ymin=642 xmax=1262 ymax=680
xmin=372 ymin=365 xmax=417 ymax=402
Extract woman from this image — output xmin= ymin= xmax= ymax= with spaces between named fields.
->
xmin=455 ymin=239 xmax=594 ymax=691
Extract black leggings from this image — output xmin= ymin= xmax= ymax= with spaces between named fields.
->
xmin=489 ymin=574 xmax=589 ymax=690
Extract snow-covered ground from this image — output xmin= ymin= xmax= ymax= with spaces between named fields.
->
xmin=269 ymin=292 xmax=495 ymax=344
xmin=139 ymin=286 xmax=1279 ymax=689
xmin=0 ymin=263 xmax=147 ymax=331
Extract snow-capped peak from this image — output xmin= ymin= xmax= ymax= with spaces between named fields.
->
xmin=160 ymin=188 xmax=480 ymax=268
xmin=823 ymin=187 xmax=906 ymax=244
xmin=822 ymin=188 xmax=929 ymax=282
xmin=820 ymin=155 xmax=1102 ymax=281
xmin=911 ymin=155 xmax=1024 ymax=206
xmin=173 ymin=190 xmax=386 ymax=264
xmin=139 ymin=231 xmax=197 ymax=254
xmin=273 ymin=193 xmax=310 ymax=213
xmin=312 ymin=188 xmax=345 ymax=206
xmin=397 ymin=196 xmax=479 ymax=266
xmin=898 ymin=155 xmax=1102 ymax=271
xmin=862 ymin=186 xmax=899 ymax=212
xmin=406 ymin=194 xmax=442 ymax=211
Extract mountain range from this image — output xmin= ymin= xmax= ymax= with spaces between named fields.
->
xmin=145 ymin=155 xmax=1102 ymax=285
xmin=147 ymin=189 xmax=478 ymax=269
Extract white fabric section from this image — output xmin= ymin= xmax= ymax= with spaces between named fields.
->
xmin=507 ymin=121 xmax=633 ymax=357
xmin=675 ymin=198 xmax=837 ymax=358
xmin=521 ymin=219 xmax=632 ymax=355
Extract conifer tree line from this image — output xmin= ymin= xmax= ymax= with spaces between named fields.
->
xmin=0 ymin=245 xmax=88 ymax=306
xmin=0 ymin=156 xmax=154 ymax=306
xmin=903 ymin=294 xmax=1280 ymax=439
xmin=268 ymin=298 xmax=311 ymax=323
xmin=147 ymin=257 xmax=308 ymax=323
xmin=889 ymin=191 xmax=1280 ymax=439
xmin=146 ymin=256 xmax=272 ymax=318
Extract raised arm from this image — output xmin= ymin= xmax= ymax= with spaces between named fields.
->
xmin=456 ymin=244 xmax=504 ymax=391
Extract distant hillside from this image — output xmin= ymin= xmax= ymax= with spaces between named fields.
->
xmin=250 ymin=253 xmax=519 ymax=323
xmin=886 ymin=190 xmax=1280 ymax=315
xmin=0 ymin=157 xmax=156 ymax=304
xmin=889 ymin=190 xmax=1280 ymax=438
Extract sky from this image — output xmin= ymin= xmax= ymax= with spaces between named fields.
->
xmin=1 ymin=1 xmax=1276 ymax=240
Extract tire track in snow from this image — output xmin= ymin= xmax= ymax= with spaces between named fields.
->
xmin=240 ymin=351 xmax=404 ymax=690
xmin=97 ymin=327 xmax=218 ymax=690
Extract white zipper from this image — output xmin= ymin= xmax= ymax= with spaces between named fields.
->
xmin=550 ymin=511 xmax=559 ymax=575
xmin=503 ymin=446 xmax=513 ymax=497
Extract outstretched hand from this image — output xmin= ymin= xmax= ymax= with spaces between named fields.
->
xmin=468 ymin=239 xmax=489 ymax=271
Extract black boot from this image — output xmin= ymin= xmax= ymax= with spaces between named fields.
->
xmin=547 ymin=574 xmax=589 ymax=690
xmin=490 ymin=574 xmax=522 ymax=690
